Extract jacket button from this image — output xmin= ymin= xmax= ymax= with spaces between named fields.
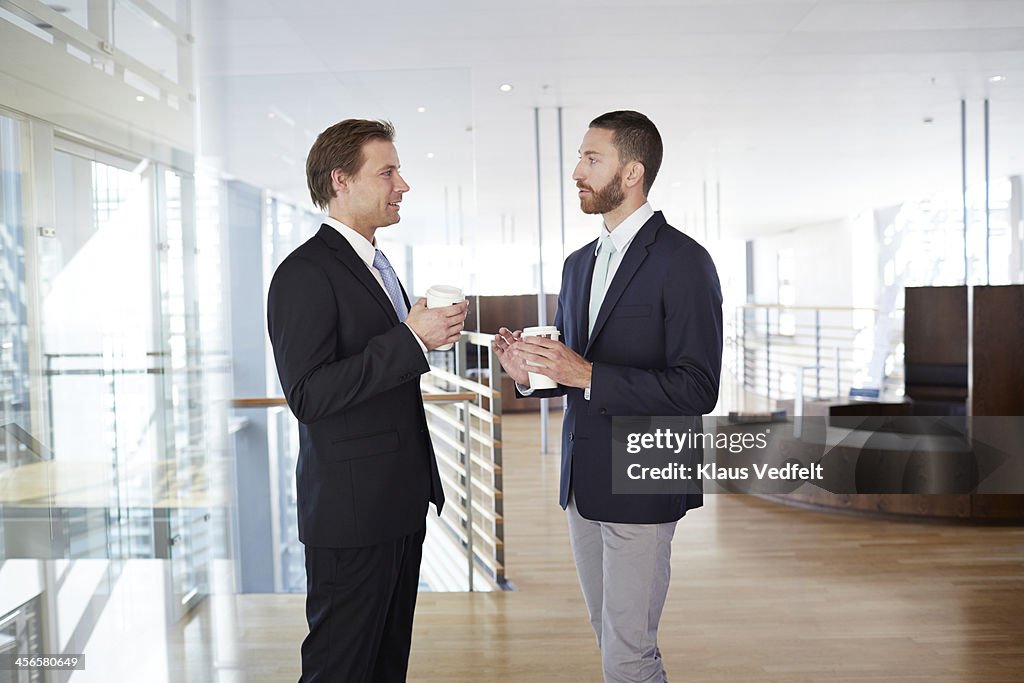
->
xmin=568 ymin=432 xmax=574 ymax=441
xmin=600 ymin=408 xmax=607 ymax=415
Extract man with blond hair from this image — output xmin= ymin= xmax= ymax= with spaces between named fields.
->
xmin=268 ymin=119 xmax=467 ymax=682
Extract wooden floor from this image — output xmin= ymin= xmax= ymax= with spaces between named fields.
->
xmin=199 ymin=412 xmax=1024 ymax=682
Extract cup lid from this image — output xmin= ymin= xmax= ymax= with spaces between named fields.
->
xmin=426 ymin=284 xmax=463 ymax=297
xmin=522 ymin=325 xmax=559 ymax=336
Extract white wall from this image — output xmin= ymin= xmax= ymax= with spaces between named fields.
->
xmin=751 ymin=216 xmax=856 ymax=307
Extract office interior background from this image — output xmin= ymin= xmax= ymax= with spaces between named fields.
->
xmin=1 ymin=0 xmax=1023 ymax=680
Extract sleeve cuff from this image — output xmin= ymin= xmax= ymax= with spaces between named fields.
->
xmin=404 ymin=322 xmax=428 ymax=354
xmin=516 ymin=382 xmax=534 ymax=396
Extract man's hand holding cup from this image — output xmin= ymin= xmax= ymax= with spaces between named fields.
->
xmin=407 ymin=287 xmax=467 ymax=351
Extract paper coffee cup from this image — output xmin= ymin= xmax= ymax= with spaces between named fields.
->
xmin=426 ymin=284 xmax=464 ymax=351
xmin=521 ymin=325 xmax=560 ymax=390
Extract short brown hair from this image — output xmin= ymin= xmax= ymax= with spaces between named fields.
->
xmin=589 ymin=111 xmax=663 ymax=196
xmin=306 ymin=119 xmax=396 ymax=210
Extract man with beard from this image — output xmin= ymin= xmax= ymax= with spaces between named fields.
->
xmin=492 ymin=110 xmax=723 ymax=682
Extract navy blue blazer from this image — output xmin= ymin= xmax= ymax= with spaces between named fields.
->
xmin=528 ymin=211 xmax=723 ymax=524
xmin=267 ymin=225 xmax=444 ymax=548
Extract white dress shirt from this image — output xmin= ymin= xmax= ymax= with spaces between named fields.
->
xmin=519 ymin=202 xmax=655 ymax=398
xmin=592 ymin=201 xmax=653 ymax=286
xmin=323 ymin=216 xmax=427 ymax=353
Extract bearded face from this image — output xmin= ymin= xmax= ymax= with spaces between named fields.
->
xmin=577 ymin=169 xmax=625 ymax=215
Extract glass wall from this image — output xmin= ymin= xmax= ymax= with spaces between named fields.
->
xmin=264 ymin=195 xmax=318 ymax=593
xmin=0 ymin=114 xmax=232 ymax=671
xmin=40 ymin=145 xmax=160 ymax=557
xmin=0 ymin=114 xmax=28 ymax=457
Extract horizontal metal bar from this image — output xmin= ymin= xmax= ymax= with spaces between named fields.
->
xmin=423 ymin=405 xmax=499 ymax=449
xmin=231 ymin=391 xmax=476 ymax=409
xmin=735 ymin=304 xmax=880 ymax=312
xmin=425 ymin=367 xmax=496 ymax=399
xmin=428 ymin=431 xmax=501 ymax=475
xmin=45 ymin=368 xmax=164 ymax=376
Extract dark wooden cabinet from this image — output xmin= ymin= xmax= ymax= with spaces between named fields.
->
xmin=464 ymin=294 xmax=558 ymax=336
xmin=747 ymin=285 xmax=1024 ymax=523
xmin=461 ymin=294 xmax=560 ymax=413
xmin=972 ymin=285 xmax=1024 ymax=416
xmin=904 ymin=286 xmax=968 ymax=413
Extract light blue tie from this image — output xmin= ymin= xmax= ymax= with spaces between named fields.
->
xmin=373 ymin=249 xmax=409 ymax=322
xmin=588 ymin=234 xmax=617 ymax=336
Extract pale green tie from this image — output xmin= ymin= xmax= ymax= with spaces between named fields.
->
xmin=588 ymin=234 xmax=617 ymax=336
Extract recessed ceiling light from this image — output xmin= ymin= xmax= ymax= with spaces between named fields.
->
xmin=989 ymin=75 xmax=1006 ymax=83
xmin=416 ymin=106 xmax=426 ymax=113
xmin=426 ymin=152 xmax=435 ymax=159
xmin=499 ymin=83 xmax=513 ymax=93
xmin=135 ymin=95 xmax=145 ymax=102
xmin=267 ymin=112 xmax=276 ymax=119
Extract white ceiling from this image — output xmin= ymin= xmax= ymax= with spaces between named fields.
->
xmin=193 ymin=0 xmax=1024 ymax=245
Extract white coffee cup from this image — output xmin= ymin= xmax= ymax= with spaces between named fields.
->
xmin=426 ymin=284 xmax=465 ymax=351
xmin=521 ymin=325 xmax=560 ymax=390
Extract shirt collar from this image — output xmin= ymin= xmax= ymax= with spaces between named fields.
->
xmin=323 ymin=216 xmax=377 ymax=269
xmin=595 ymin=202 xmax=654 ymax=255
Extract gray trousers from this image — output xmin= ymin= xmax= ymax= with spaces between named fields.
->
xmin=566 ymin=494 xmax=677 ymax=683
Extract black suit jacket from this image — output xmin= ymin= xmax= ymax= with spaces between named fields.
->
xmin=528 ymin=211 xmax=723 ymax=524
xmin=267 ymin=224 xmax=444 ymax=548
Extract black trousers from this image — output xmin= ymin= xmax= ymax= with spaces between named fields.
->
xmin=299 ymin=525 xmax=426 ymax=683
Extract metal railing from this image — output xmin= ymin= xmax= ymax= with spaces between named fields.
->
xmin=230 ymin=330 xmax=507 ymax=593
xmin=421 ymin=330 xmax=506 ymax=590
xmin=726 ymin=304 xmax=905 ymax=409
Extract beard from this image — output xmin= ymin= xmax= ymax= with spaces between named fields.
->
xmin=579 ymin=170 xmax=625 ymax=214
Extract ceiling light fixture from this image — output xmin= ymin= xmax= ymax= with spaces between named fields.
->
xmin=989 ymin=75 xmax=1006 ymax=83
xmin=499 ymin=83 xmax=513 ymax=92
xmin=416 ymin=106 xmax=426 ymax=113
xmin=266 ymin=108 xmax=295 ymax=126
xmin=426 ymin=152 xmax=435 ymax=159
xmin=135 ymin=95 xmax=145 ymax=102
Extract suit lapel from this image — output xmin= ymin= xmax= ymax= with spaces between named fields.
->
xmin=583 ymin=213 xmax=663 ymax=357
xmin=398 ymin=280 xmax=412 ymax=312
xmin=316 ymin=225 xmax=399 ymax=325
xmin=576 ymin=238 xmax=599 ymax=352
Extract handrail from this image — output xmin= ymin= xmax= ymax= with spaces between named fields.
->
xmin=726 ymin=302 xmax=905 ymax=409
xmin=736 ymin=303 xmax=881 ymax=312
xmin=460 ymin=330 xmax=498 ymax=346
xmin=231 ymin=335 xmax=508 ymax=591
xmin=426 ymin=366 xmax=497 ymax=400
xmin=1 ymin=423 xmax=53 ymax=462
xmin=424 ymin=333 xmax=506 ymax=589
xmin=231 ymin=392 xmax=478 ymax=409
